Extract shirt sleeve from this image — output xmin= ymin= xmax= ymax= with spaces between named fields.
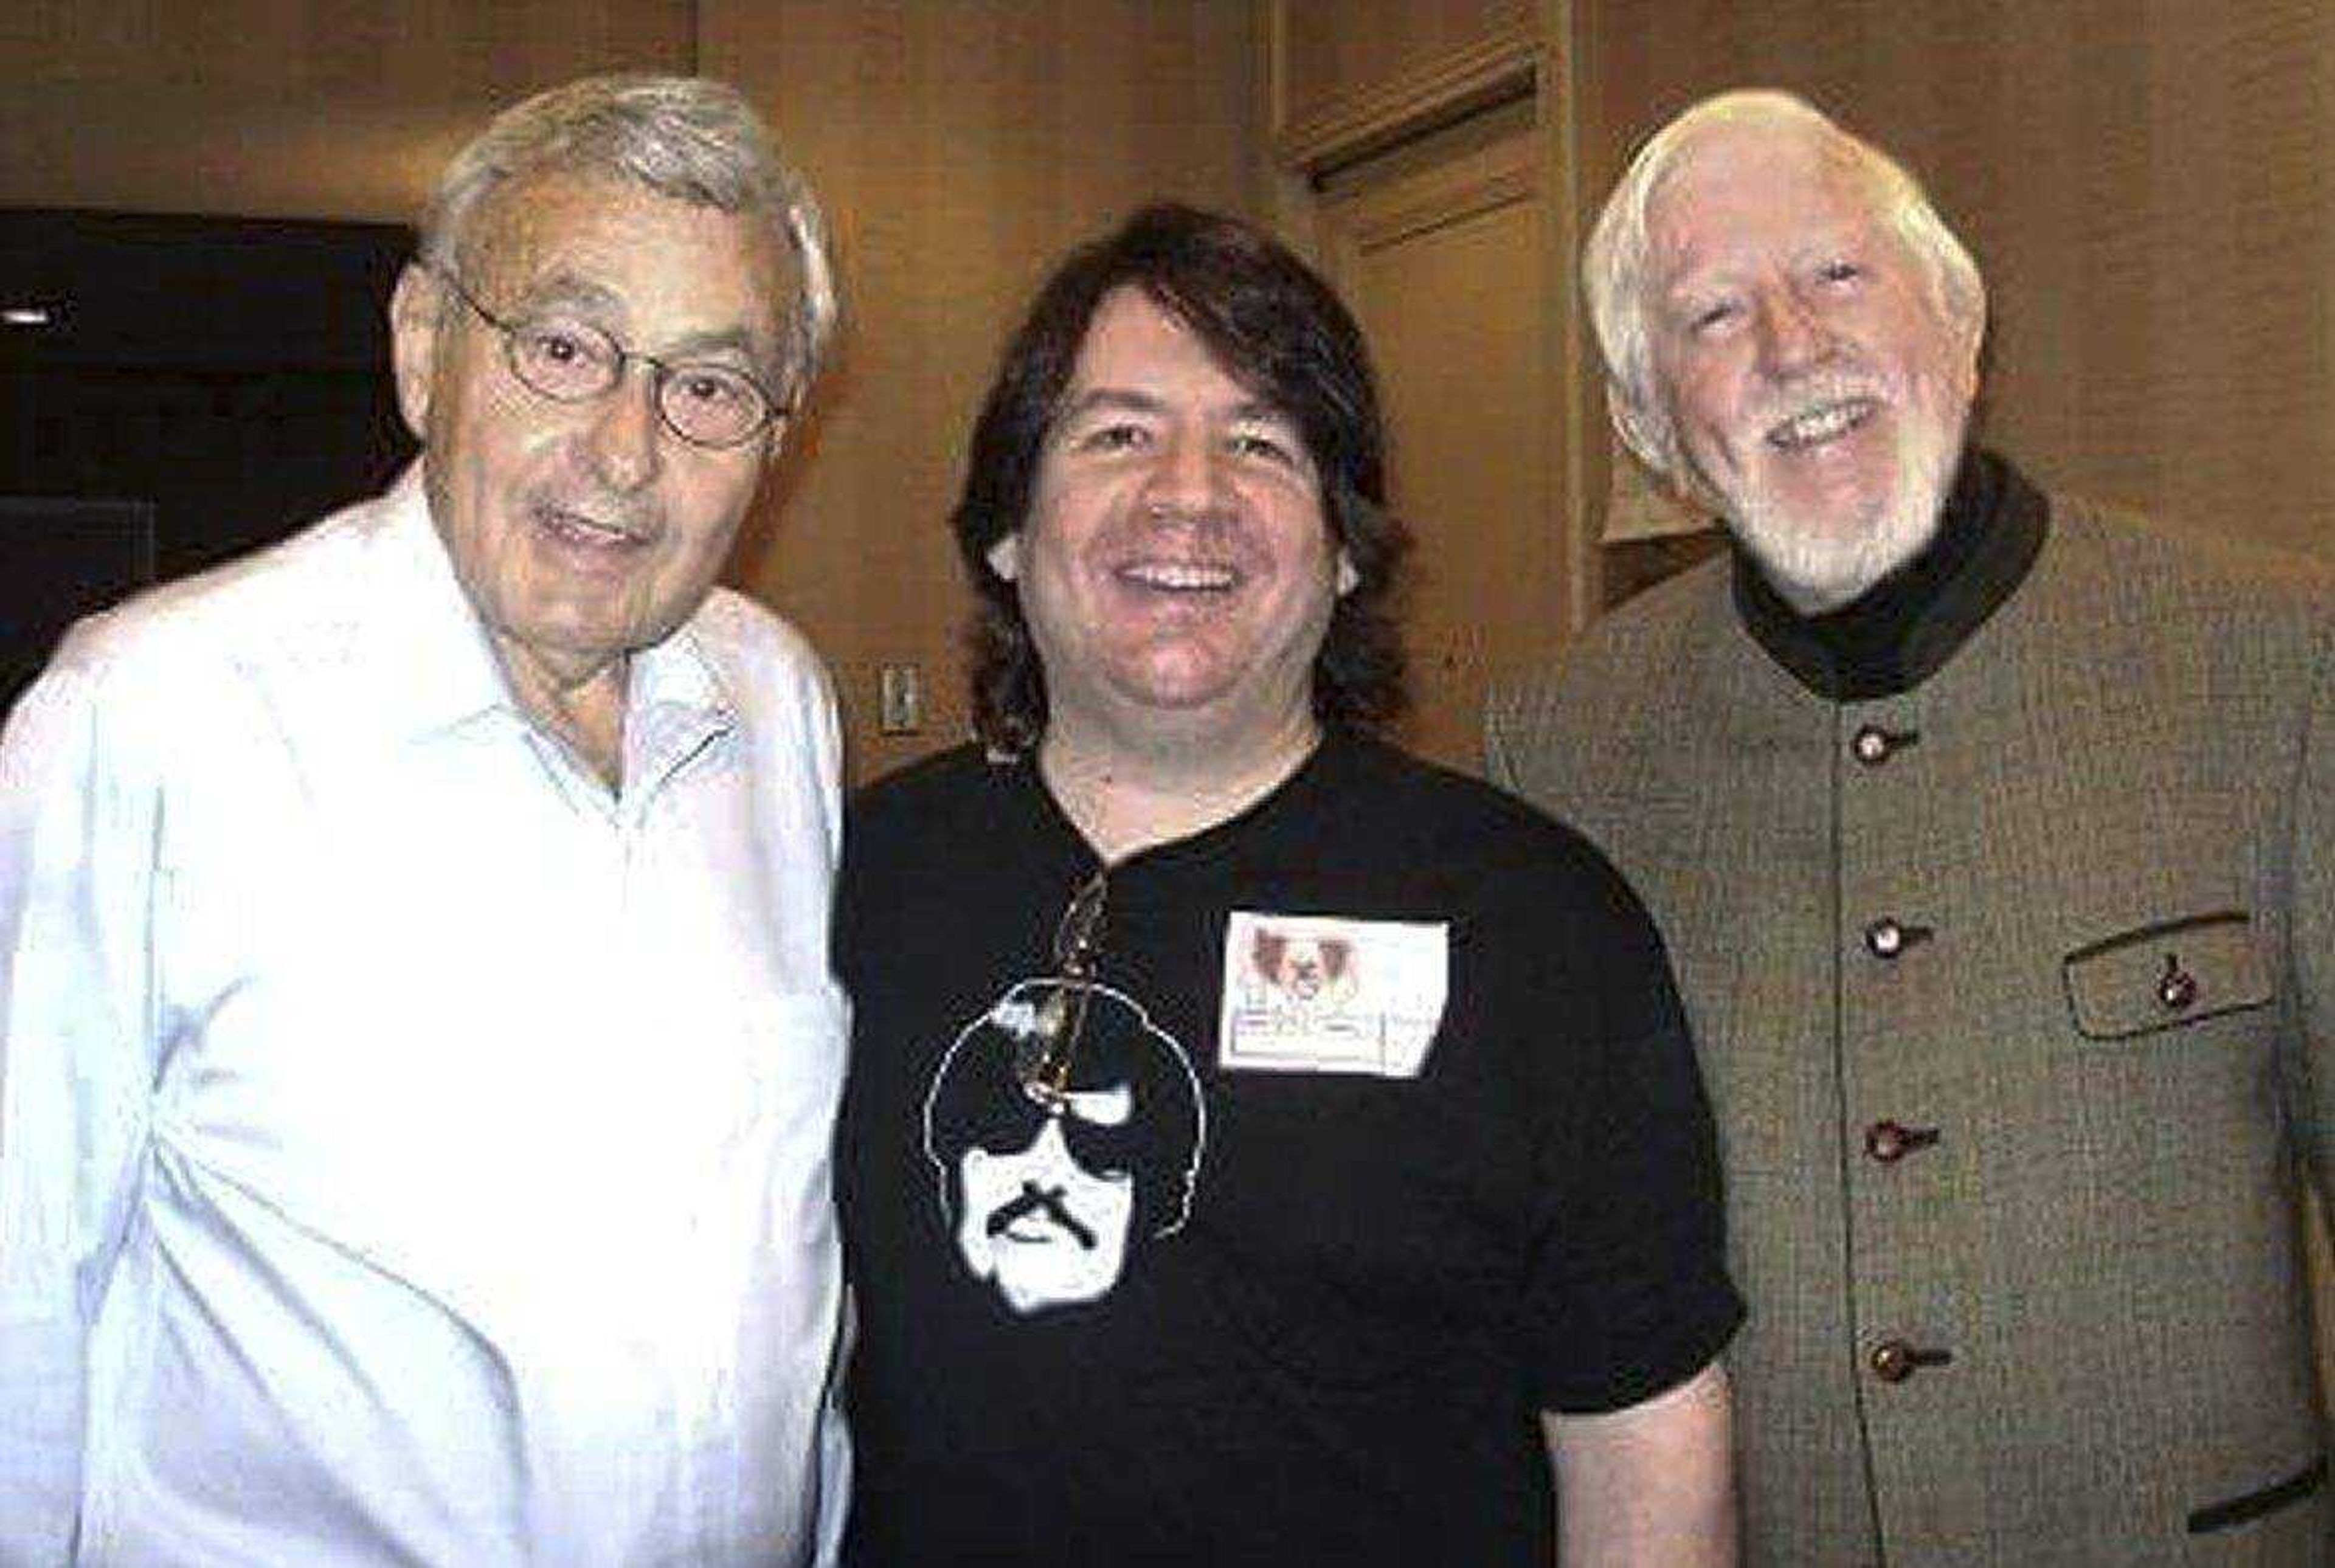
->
xmin=1516 ymin=851 xmax=1744 ymax=1415
xmin=0 ymin=648 xmax=163 ymax=1563
xmin=809 ymin=1285 xmax=856 ymax=1567
xmin=801 ymin=644 xmax=853 ymax=1561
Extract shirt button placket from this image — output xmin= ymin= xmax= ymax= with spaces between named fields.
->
xmin=1843 ymin=708 xmax=1957 ymax=1412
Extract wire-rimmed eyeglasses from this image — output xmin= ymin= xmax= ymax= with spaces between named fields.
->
xmin=1013 ymin=870 xmax=1109 ymax=1108
xmin=427 ymin=264 xmax=789 ymax=450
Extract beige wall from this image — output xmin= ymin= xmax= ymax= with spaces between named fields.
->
xmin=0 ymin=0 xmax=693 ymax=221
xmin=1568 ymin=0 xmax=2335 ymax=564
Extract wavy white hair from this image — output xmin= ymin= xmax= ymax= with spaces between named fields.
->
xmin=418 ymin=74 xmax=840 ymax=395
xmin=1582 ymin=89 xmax=1984 ymax=488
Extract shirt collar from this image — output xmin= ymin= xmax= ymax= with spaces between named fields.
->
xmin=623 ymin=615 xmax=739 ymax=791
xmin=1731 ymin=446 xmax=2049 ymax=700
xmin=356 ymin=461 xmax=738 ymax=755
xmin=355 ymin=461 xmax=512 ymax=741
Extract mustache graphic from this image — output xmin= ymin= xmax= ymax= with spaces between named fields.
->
xmin=985 ymin=1180 xmax=1098 ymax=1249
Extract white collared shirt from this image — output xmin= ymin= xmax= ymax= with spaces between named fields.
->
xmin=0 ymin=466 xmax=849 ymax=1566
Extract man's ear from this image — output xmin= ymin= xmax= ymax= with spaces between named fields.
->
xmin=1609 ymin=386 xmax=1715 ymax=510
xmin=1953 ymin=309 xmax=1987 ymax=408
xmin=758 ymin=364 xmax=802 ymax=470
xmin=1607 ymin=384 xmax=1669 ymax=480
xmin=388 ymin=265 xmax=444 ymax=443
xmin=1335 ymin=550 xmax=1358 ymax=597
xmin=760 ymin=413 xmax=794 ymax=469
xmin=986 ymin=532 xmax=1022 ymax=581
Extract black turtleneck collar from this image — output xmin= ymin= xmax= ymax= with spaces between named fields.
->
xmin=1730 ymin=447 xmax=2049 ymax=701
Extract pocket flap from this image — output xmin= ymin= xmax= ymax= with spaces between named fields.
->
xmin=2061 ymin=910 xmax=2273 ymax=1041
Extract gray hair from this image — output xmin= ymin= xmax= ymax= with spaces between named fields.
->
xmin=418 ymin=74 xmax=840 ymax=395
xmin=1583 ymin=89 xmax=1984 ymax=484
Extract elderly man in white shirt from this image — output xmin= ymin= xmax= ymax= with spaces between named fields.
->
xmin=0 ymin=75 xmax=849 ymax=1566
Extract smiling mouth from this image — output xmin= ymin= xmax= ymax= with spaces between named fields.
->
xmin=1116 ymin=560 xmax=1237 ymax=593
xmin=1766 ymin=398 xmax=1879 ymax=451
xmin=535 ymin=504 xmax=650 ymax=551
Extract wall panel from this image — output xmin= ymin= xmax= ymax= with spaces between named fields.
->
xmin=1269 ymin=0 xmax=1537 ymax=168
xmin=1276 ymin=0 xmax=1531 ymax=126
xmin=1318 ymin=123 xmax=1556 ymax=770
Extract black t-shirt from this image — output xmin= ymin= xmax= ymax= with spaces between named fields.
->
xmin=835 ymin=732 xmax=1741 ymax=1566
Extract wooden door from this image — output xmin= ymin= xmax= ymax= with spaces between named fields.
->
xmin=1316 ymin=111 xmax=1566 ymax=771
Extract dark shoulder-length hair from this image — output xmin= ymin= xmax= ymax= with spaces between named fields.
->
xmin=952 ymin=202 xmax=1409 ymax=756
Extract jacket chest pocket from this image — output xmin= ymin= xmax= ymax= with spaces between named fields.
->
xmin=2061 ymin=910 xmax=2274 ymax=1041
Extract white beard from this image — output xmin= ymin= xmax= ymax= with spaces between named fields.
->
xmin=1724 ymin=404 xmax=1965 ymax=615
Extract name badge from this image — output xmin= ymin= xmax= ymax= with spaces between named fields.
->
xmin=1218 ymin=911 xmax=1447 ymax=1079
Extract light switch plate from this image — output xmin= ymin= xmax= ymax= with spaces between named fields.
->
xmin=877 ymin=663 xmax=922 ymax=734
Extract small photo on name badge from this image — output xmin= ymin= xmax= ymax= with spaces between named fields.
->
xmin=1218 ymin=911 xmax=1447 ymax=1079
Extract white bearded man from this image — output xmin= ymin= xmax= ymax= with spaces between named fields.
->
xmin=1490 ymin=88 xmax=2335 ymax=1563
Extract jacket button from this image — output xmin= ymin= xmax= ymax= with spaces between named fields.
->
xmin=1850 ymin=724 xmax=1918 ymax=766
xmin=1863 ymin=1121 xmax=1940 ymax=1163
xmin=2156 ymin=955 xmax=2198 ymax=1012
xmin=1863 ymin=918 xmax=1934 ymax=959
xmin=1869 ymin=1338 xmax=1952 ymax=1383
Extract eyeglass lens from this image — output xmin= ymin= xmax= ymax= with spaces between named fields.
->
xmin=500 ymin=316 xmax=775 ymax=447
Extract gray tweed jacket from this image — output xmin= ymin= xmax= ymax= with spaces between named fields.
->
xmin=1488 ymin=461 xmax=2333 ymax=1564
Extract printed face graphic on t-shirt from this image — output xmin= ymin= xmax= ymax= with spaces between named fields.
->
xmin=956 ymin=1102 xmax=1136 ymax=1313
xmin=923 ymin=978 xmax=1206 ymax=1316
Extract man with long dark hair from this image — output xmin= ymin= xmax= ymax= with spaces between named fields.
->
xmin=836 ymin=204 xmax=1741 ymax=1564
